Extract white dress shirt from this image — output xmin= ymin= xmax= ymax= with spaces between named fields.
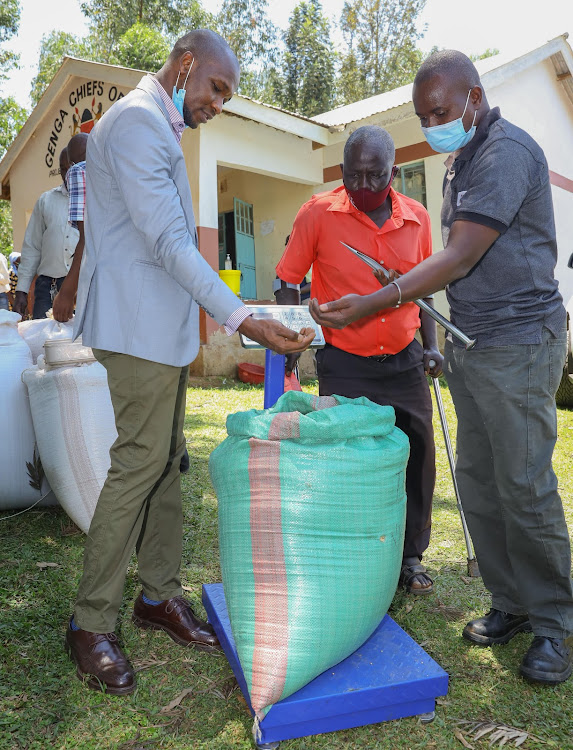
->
xmin=16 ymin=184 xmax=79 ymax=293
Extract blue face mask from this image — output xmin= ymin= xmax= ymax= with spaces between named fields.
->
xmin=421 ymin=89 xmax=477 ymax=153
xmin=172 ymin=57 xmax=194 ymax=120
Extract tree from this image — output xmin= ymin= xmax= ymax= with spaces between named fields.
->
xmin=30 ymin=1 xmax=219 ymax=106
xmin=171 ymin=0 xmax=216 ymax=35
xmin=81 ymin=0 xmax=175 ymax=59
xmin=114 ymin=22 xmax=171 ymax=72
xmin=0 ymin=0 xmax=19 ymax=42
xmin=0 ymin=0 xmax=19 ymax=81
xmin=29 ymin=31 xmax=90 ymax=106
xmin=338 ymin=0 xmax=426 ymax=105
xmin=216 ymin=0 xmax=279 ymax=100
xmin=0 ymin=95 xmax=26 ymax=259
xmin=0 ymin=93 xmax=26 ymax=156
xmin=280 ymin=0 xmax=336 ymax=117
xmin=80 ymin=0 xmax=215 ymax=61
xmin=470 ymin=48 xmax=500 ymax=62
xmin=0 ymin=0 xmax=25 ymax=258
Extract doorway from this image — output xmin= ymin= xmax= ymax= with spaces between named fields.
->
xmin=218 ymin=198 xmax=257 ymax=299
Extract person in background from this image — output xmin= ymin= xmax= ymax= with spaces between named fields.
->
xmin=52 ymin=134 xmax=88 ymax=323
xmin=0 ymin=254 xmax=10 ymax=310
xmin=276 ymin=125 xmax=442 ymax=595
xmin=13 ymin=148 xmax=77 ymax=320
xmin=7 ymin=252 xmax=20 ymax=309
xmin=310 ymin=50 xmax=573 ymax=685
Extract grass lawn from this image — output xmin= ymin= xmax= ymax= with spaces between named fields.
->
xmin=1 ymin=378 xmax=572 ymax=750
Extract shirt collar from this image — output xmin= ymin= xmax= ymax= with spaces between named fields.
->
xmin=456 ymin=106 xmax=501 ymax=163
xmin=150 ymin=75 xmax=186 ymax=146
xmin=327 ymin=185 xmax=421 ymax=228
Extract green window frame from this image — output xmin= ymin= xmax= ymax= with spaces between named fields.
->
xmin=393 ymin=161 xmax=427 ymax=207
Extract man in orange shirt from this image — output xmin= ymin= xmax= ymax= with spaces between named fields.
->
xmin=276 ymin=125 xmax=442 ymax=594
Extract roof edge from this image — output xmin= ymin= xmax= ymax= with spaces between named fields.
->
xmin=0 ymin=56 xmax=145 ymax=188
xmin=311 ymin=33 xmax=572 ymax=128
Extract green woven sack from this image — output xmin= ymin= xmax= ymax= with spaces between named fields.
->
xmin=209 ymin=391 xmax=409 ymax=722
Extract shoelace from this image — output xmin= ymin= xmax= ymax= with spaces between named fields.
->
xmin=531 ymin=636 xmax=570 ymax=655
xmin=165 ymin=596 xmax=191 ymax=616
xmin=89 ymin=632 xmax=118 ymax=653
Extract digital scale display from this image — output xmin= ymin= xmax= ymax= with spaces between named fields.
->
xmin=239 ymin=305 xmax=326 ymax=350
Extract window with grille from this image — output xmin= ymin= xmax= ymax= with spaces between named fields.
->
xmin=393 ymin=162 xmax=427 ymax=207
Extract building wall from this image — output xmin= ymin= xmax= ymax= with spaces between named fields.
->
xmin=182 ymin=112 xmax=324 ymax=309
xmin=9 ymin=76 xmax=130 ymax=252
xmin=485 ymin=58 xmax=573 ymax=304
xmin=218 ymin=168 xmax=316 ymax=299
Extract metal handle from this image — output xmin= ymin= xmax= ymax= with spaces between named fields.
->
xmin=429 ymin=360 xmax=479 ymax=576
xmin=416 ymin=297 xmax=475 ymax=350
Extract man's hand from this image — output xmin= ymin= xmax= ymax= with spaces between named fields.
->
xmin=13 ymin=291 xmax=29 ymax=318
xmin=423 ymin=347 xmax=443 ymax=378
xmin=373 ymin=267 xmax=400 ymax=287
xmin=309 ymin=295 xmax=373 ymax=330
xmin=238 ymin=316 xmax=315 ymax=354
xmin=52 ymin=283 xmax=75 ymax=322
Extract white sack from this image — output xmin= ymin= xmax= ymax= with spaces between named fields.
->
xmin=0 ymin=310 xmax=41 ymax=509
xmin=22 ymin=359 xmax=117 ymax=532
xmin=18 ymin=318 xmax=75 ymax=364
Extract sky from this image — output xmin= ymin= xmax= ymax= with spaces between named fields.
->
xmin=3 ymin=0 xmax=573 ymax=110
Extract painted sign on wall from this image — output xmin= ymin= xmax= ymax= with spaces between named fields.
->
xmin=45 ymin=80 xmax=128 ymax=173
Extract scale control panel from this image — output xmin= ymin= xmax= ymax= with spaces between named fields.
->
xmin=238 ymin=305 xmax=326 ymax=350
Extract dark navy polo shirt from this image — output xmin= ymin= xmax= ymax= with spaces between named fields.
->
xmin=441 ymin=107 xmax=565 ymax=347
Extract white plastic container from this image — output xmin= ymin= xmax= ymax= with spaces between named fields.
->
xmin=43 ymin=338 xmax=96 ymax=369
xmin=18 ymin=318 xmax=74 ymax=364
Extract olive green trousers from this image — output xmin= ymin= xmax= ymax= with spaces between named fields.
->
xmin=74 ymin=350 xmax=188 ymax=633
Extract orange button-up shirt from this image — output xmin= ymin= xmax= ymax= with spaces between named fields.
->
xmin=276 ymin=185 xmax=433 ymax=356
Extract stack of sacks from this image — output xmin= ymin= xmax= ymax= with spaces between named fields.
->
xmin=0 ymin=310 xmax=43 ymax=509
xmin=22 ymin=331 xmax=117 ymax=532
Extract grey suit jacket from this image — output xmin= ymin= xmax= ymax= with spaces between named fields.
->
xmin=74 ymin=75 xmax=243 ymax=367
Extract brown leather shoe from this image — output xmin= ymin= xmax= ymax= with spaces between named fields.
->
xmin=132 ymin=593 xmax=220 ymax=652
xmin=65 ymin=620 xmax=136 ymax=695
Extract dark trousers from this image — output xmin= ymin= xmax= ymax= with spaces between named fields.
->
xmin=316 ymin=341 xmax=435 ymax=559
xmin=33 ymin=274 xmax=66 ymax=319
xmin=444 ymin=328 xmax=573 ymax=638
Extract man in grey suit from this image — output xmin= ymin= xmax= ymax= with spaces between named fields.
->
xmin=65 ymin=29 xmax=315 ymax=695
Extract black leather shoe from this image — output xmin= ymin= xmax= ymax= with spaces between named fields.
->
xmin=65 ymin=620 xmax=136 ymax=695
xmin=520 ymin=636 xmax=572 ymax=685
xmin=463 ymin=608 xmax=531 ymax=646
xmin=133 ymin=593 xmax=220 ymax=652
xmin=179 ymin=448 xmax=190 ymax=473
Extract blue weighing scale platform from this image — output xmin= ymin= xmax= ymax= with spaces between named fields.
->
xmin=207 ymin=309 xmax=449 ymax=747
xmin=203 ymin=583 xmax=449 ymax=747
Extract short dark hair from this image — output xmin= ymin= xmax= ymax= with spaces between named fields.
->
xmin=68 ymin=133 xmax=88 ymax=163
xmin=415 ymin=49 xmax=481 ymax=90
xmin=168 ymin=28 xmax=237 ymax=67
xmin=344 ymin=125 xmax=395 ymax=162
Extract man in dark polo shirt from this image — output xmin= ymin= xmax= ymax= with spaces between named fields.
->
xmin=276 ymin=125 xmax=443 ymax=595
xmin=310 ymin=51 xmax=573 ymax=685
